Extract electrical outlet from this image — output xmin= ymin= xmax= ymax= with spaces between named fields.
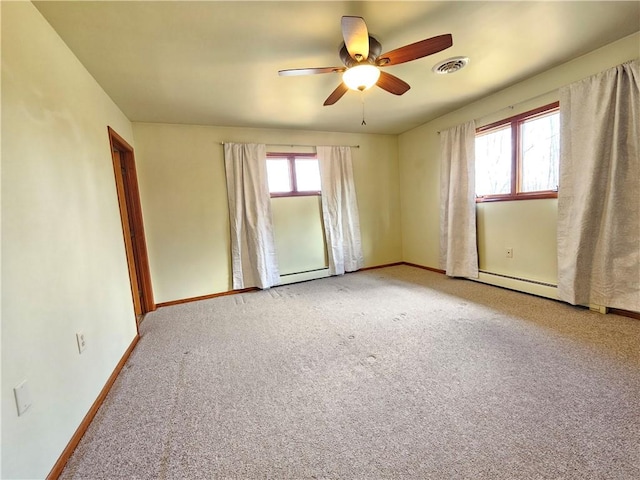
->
xmin=506 ymin=248 xmax=513 ymax=258
xmin=76 ymin=332 xmax=86 ymax=354
xmin=14 ymin=381 xmax=32 ymax=416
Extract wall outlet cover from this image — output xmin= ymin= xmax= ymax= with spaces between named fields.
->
xmin=14 ymin=381 xmax=32 ymax=416
xmin=76 ymin=332 xmax=86 ymax=353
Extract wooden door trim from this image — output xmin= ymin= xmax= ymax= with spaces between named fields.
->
xmin=108 ymin=126 xmax=155 ymax=315
xmin=111 ymin=147 xmax=143 ymax=316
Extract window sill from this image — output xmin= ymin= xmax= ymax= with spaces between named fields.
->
xmin=476 ymin=191 xmax=558 ymax=203
xmin=270 ymin=191 xmax=321 ymax=198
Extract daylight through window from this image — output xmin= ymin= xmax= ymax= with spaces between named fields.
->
xmin=266 ymin=153 xmax=321 ymax=196
xmin=475 ymin=102 xmax=559 ymax=202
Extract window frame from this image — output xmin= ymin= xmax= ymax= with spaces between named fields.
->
xmin=475 ymin=101 xmax=560 ymax=203
xmin=266 ymin=152 xmax=321 ymax=198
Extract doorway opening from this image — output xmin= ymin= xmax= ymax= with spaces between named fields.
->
xmin=108 ymin=127 xmax=155 ymax=325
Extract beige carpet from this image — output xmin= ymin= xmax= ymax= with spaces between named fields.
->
xmin=61 ymin=265 xmax=640 ymax=479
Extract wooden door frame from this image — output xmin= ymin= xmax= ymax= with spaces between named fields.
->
xmin=108 ymin=127 xmax=155 ymax=317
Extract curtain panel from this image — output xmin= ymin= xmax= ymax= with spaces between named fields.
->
xmin=439 ymin=121 xmax=479 ymax=278
xmin=317 ymin=146 xmax=364 ymax=276
xmin=224 ymin=143 xmax=280 ymax=290
xmin=557 ymin=59 xmax=639 ymax=311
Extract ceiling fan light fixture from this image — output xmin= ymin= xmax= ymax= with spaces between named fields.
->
xmin=343 ymin=64 xmax=380 ymax=91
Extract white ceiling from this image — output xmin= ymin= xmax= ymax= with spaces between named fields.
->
xmin=34 ymin=1 xmax=640 ymax=135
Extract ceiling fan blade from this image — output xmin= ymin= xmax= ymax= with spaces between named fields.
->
xmin=376 ymin=71 xmax=410 ymax=96
xmin=341 ymin=16 xmax=369 ymax=61
xmin=324 ymin=82 xmax=349 ymax=106
xmin=376 ymin=34 xmax=453 ymax=66
xmin=279 ymin=67 xmax=345 ymax=76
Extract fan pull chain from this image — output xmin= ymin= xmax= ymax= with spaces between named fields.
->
xmin=361 ymin=91 xmax=367 ymax=126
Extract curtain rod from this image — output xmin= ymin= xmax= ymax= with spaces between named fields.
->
xmin=220 ymin=142 xmax=359 ymax=148
xmin=437 ymin=87 xmax=560 ymax=134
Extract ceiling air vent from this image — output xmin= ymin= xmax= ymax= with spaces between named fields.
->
xmin=432 ymin=56 xmax=469 ymax=74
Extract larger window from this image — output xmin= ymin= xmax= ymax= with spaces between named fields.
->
xmin=266 ymin=153 xmax=321 ymax=197
xmin=475 ymin=102 xmax=559 ymax=202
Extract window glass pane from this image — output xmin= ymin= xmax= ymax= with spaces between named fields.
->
xmin=294 ymin=158 xmax=321 ymax=192
xmin=475 ymin=126 xmax=512 ymax=196
xmin=520 ymin=111 xmax=559 ymax=192
xmin=266 ymin=158 xmax=292 ymax=193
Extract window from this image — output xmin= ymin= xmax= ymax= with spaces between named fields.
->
xmin=266 ymin=153 xmax=321 ymax=197
xmin=475 ymin=102 xmax=559 ymax=202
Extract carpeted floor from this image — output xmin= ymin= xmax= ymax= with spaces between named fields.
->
xmin=60 ymin=265 xmax=640 ymax=479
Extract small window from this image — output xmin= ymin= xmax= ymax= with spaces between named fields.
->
xmin=266 ymin=158 xmax=292 ymax=193
xmin=475 ymin=102 xmax=559 ymax=202
xmin=266 ymin=153 xmax=321 ymax=197
xmin=520 ymin=112 xmax=560 ymax=193
xmin=475 ymin=125 xmax=512 ymax=196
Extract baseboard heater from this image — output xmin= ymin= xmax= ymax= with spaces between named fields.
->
xmin=476 ymin=271 xmax=621 ymax=315
xmin=478 ymin=270 xmax=557 ymax=288
xmin=279 ymin=268 xmax=329 ymax=285
xmin=280 ymin=267 xmax=328 ymax=277
xmin=474 ymin=270 xmax=559 ymax=301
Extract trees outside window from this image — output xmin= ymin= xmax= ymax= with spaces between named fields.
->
xmin=475 ymin=102 xmax=559 ymax=202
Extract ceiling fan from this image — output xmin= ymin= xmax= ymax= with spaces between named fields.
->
xmin=278 ymin=16 xmax=453 ymax=106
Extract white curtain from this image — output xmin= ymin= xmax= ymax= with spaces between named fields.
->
xmin=224 ymin=143 xmax=279 ymax=289
xmin=439 ymin=121 xmax=479 ymax=278
xmin=557 ymin=59 xmax=639 ymax=311
xmin=317 ymin=146 xmax=364 ymax=275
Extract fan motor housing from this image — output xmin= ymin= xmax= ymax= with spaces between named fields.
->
xmin=340 ymin=36 xmax=382 ymax=67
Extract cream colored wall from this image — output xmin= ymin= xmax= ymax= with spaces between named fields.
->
xmin=272 ymin=196 xmax=328 ymax=276
xmin=1 ymin=3 xmax=138 ymax=479
xmin=476 ymin=200 xmax=558 ymax=284
xmin=399 ymin=33 xmax=639 ymax=294
xmin=132 ymin=123 xmax=401 ymax=303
